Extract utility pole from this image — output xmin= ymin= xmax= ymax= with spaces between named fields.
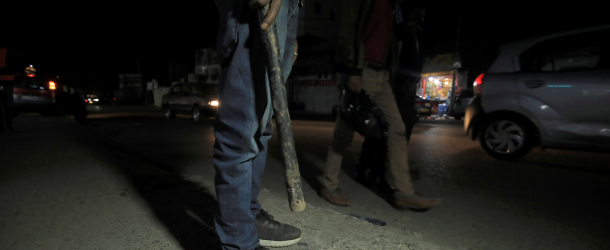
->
xmin=448 ymin=7 xmax=462 ymax=118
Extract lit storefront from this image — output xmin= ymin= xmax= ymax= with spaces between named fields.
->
xmin=417 ymin=53 xmax=467 ymax=116
xmin=418 ymin=71 xmax=457 ymax=101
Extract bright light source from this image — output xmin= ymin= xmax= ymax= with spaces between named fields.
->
xmin=94 ymin=99 xmax=99 ymax=102
xmin=210 ymin=101 xmax=219 ymax=106
xmin=428 ymin=77 xmax=434 ymax=81
xmin=49 ymin=81 xmax=56 ymax=90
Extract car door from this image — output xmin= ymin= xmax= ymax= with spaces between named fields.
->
xmin=168 ymin=84 xmax=184 ymax=113
xmin=516 ymin=29 xmax=610 ymax=145
xmin=180 ymin=84 xmax=194 ymax=111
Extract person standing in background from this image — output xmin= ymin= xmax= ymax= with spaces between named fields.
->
xmin=319 ymin=0 xmax=440 ymax=211
xmin=0 ymin=42 xmax=21 ymax=133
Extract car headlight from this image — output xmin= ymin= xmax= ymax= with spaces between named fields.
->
xmin=210 ymin=101 xmax=219 ymax=106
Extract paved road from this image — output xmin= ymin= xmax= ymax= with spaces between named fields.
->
xmin=1 ymin=105 xmax=609 ymax=250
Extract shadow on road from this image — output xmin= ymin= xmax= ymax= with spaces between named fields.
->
xmin=72 ymin=119 xmax=222 ymax=250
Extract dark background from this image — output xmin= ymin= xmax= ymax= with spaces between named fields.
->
xmin=4 ymin=1 xmax=609 ymax=92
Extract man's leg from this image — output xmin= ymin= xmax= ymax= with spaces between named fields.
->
xmin=393 ymin=76 xmax=419 ymax=142
xmin=0 ymin=89 xmax=6 ymax=132
xmin=213 ymin=4 xmax=266 ymax=248
xmin=368 ymin=69 xmax=440 ymax=209
xmin=5 ymin=86 xmax=13 ymax=130
xmin=318 ymin=114 xmax=355 ymax=207
xmin=357 ymin=137 xmax=387 ymax=184
xmin=362 ymin=69 xmax=415 ymax=197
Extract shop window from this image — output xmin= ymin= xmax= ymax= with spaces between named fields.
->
xmin=520 ymin=29 xmax=609 ymax=73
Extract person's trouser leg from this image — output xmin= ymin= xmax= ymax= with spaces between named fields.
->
xmin=362 ymin=68 xmax=415 ymax=198
xmin=213 ymin=1 xmax=299 ymax=249
xmin=393 ymin=76 xmax=419 ymax=142
xmin=358 ymin=137 xmax=387 ymax=179
xmin=0 ymin=86 xmax=13 ymax=131
xmin=0 ymin=90 xmax=6 ymax=131
xmin=320 ymin=115 xmax=355 ymax=191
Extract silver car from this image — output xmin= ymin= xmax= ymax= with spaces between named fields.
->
xmin=465 ymin=26 xmax=610 ymax=160
xmin=162 ymin=83 xmax=218 ymax=122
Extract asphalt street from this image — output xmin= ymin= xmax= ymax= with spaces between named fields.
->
xmin=1 ymin=105 xmax=609 ymax=250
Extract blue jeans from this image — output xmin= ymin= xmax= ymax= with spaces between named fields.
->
xmin=213 ymin=1 xmax=299 ymax=249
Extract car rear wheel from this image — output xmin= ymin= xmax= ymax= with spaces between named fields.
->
xmin=192 ymin=106 xmax=201 ymax=123
xmin=165 ymin=106 xmax=175 ymax=119
xmin=479 ymin=118 xmax=533 ymax=160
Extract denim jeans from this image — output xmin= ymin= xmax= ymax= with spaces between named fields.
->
xmin=212 ymin=1 xmax=299 ymax=249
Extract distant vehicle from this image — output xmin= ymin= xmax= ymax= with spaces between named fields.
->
xmin=451 ymin=88 xmax=473 ymax=120
xmin=13 ymin=75 xmax=87 ymax=120
xmin=465 ymin=26 xmax=610 ymax=160
xmin=161 ymin=83 xmax=218 ymax=122
xmin=414 ymin=97 xmax=432 ymax=117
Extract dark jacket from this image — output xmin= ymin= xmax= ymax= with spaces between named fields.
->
xmin=338 ymin=0 xmax=404 ymax=84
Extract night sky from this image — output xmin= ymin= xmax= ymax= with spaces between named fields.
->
xmin=5 ymin=1 xmax=608 ymax=92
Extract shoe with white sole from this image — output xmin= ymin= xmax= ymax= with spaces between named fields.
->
xmin=256 ymin=209 xmax=302 ymax=247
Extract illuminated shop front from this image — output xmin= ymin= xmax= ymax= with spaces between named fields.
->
xmin=417 ymin=71 xmax=458 ymax=101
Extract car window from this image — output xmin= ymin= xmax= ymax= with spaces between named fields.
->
xmin=27 ymin=79 xmax=46 ymax=90
xmin=191 ymin=85 xmax=218 ymax=95
xmin=182 ymin=85 xmax=192 ymax=95
xmin=14 ymin=79 xmax=28 ymax=89
xmin=519 ymin=29 xmax=610 ymax=73
xmin=172 ymin=85 xmax=183 ymax=94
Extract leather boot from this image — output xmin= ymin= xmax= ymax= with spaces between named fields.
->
xmin=319 ymin=188 xmax=351 ymax=207
xmin=394 ymin=196 xmax=441 ymax=210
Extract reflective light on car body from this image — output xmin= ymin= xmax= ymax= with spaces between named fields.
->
xmin=547 ymin=85 xmax=572 ymax=88
xmin=541 ymin=105 xmax=549 ymax=110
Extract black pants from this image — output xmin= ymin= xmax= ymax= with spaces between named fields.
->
xmin=358 ymin=76 xmax=419 ymax=176
xmin=0 ymin=83 xmax=14 ymax=130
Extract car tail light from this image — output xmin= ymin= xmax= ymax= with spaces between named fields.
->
xmin=473 ymin=73 xmax=484 ymax=95
xmin=49 ymin=81 xmax=56 ymax=90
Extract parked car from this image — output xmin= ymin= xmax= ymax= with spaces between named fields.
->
xmin=13 ymin=75 xmax=87 ymax=120
xmin=414 ymin=97 xmax=432 ymax=118
xmin=465 ymin=25 xmax=610 ymax=160
xmin=451 ymin=88 xmax=473 ymax=120
xmin=162 ymin=83 xmax=218 ymax=122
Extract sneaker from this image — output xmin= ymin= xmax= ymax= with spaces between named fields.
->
xmin=256 ymin=209 xmax=302 ymax=247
